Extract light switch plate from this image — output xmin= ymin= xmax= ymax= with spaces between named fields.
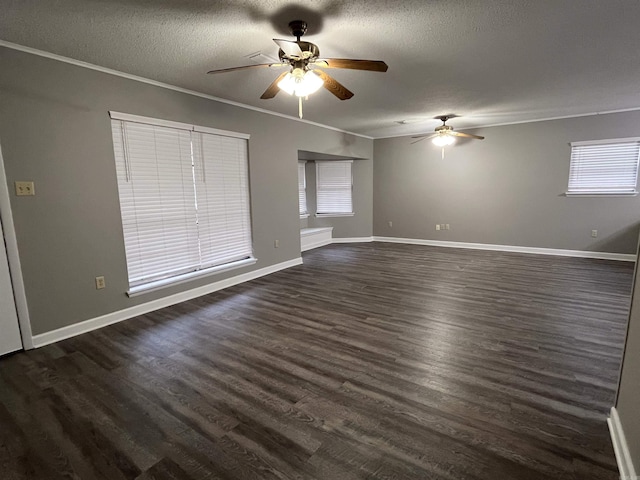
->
xmin=15 ymin=181 xmax=35 ymax=196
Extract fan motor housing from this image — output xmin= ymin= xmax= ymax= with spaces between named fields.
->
xmin=278 ymin=41 xmax=320 ymax=63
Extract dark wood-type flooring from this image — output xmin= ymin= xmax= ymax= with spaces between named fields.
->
xmin=0 ymin=243 xmax=634 ymax=479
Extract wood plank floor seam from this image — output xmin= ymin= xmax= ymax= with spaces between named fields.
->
xmin=0 ymin=243 xmax=632 ymax=479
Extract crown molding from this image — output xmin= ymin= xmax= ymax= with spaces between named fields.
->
xmin=0 ymin=40 xmax=373 ymax=140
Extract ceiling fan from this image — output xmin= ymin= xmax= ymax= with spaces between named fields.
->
xmin=207 ymin=20 xmax=388 ymax=118
xmin=412 ymin=115 xmax=485 ymax=146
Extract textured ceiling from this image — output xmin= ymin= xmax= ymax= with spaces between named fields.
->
xmin=2 ymin=0 xmax=640 ymax=138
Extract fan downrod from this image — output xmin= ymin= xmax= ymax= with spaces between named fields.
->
xmin=288 ymin=20 xmax=308 ymax=41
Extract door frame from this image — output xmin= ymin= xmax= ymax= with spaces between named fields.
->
xmin=0 ymin=141 xmax=33 ymax=349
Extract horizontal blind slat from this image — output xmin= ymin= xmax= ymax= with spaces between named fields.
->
xmin=316 ymin=161 xmax=353 ymax=214
xmin=298 ymin=161 xmax=307 ymax=215
xmin=112 ymin=119 xmax=254 ymax=287
xmin=194 ymin=132 xmax=253 ymax=268
xmin=567 ymin=140 xmax=640 ymax=193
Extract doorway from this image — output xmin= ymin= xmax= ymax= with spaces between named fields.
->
xmin=0 ymin=211 xmax=22 ymax=355
xmin=0 ymin=142 xmax=28 ymax=356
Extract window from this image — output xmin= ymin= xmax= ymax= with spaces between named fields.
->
xmin=567 ymin=138 xmax=640 ymax=195
xmin=298 ymin=161 xmax=308 ymax=217
xmin=316 ymin=160 xmax=353 ymax=216
xmin=110 ymin=112 xmax=254 ymax=294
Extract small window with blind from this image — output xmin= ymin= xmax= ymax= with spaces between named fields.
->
xmin=298 ymin=161 xmax=308 ymax=218
xmin=567 ymin=138 xmax=640 ymax=195
xmin=109 ymin=112 xmax=255 ymax=295
xmin=316 ymin=160 xmax=354 ymax=216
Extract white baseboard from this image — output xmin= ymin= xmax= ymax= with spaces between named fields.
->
xmin=608 ymin=407 xmax=638 ymax=480
xmin=301 ymin=238 xmax=333 ymax=252
xmin=301 ymin=227 xmax=333 ymax=252
xmin=372 ymin=236 xmax=636 ymax=262
xmin=31 ymin=257 xmax=303 ymax=348
xmin=29 ymin=235 xmax=636 ymax=348
xmin=333 ymin=236 xmax=374 ymax=243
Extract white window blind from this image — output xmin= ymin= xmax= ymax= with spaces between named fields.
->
xmin=193 ymin=133 xmax=253 ymax=268
xmin=298 ymin=161 xmax=308 ymax=216
xmin=110 ymin=114 xmax=253 ymax=291
xmin=316 ymin=160 xmax=353 ymax=216
xmin=568 ymin=138 xmax=640 ymax=195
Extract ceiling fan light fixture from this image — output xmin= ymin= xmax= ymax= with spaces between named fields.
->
xmin=432 ymin=134 xmax=456 ymax=147
xmin=277 ymin=68 xmax=324 ymax=97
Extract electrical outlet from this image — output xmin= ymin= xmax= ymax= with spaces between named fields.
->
xmin=388 ymin=221 xmax=393 ymax=227
xmin=436 ymin=224 xmax=441 ymax=231
xmin=591 ymin=229 xmax=598 ymax=238
xmin=95 ymin=276 xmax=106 ymax=290
xmin=15 ymin=181 xmax=35 ymax=196
xmin=274 ymin=239 xmax=279 ymax=248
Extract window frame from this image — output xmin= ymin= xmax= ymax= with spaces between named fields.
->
xmin=298 ymin=161 xmax=309 ymax=218
xmin=315 ymin=160 xmax=354 ymax=217
xmin=109 ymin=111 xmax=256 ymax=296
xmin=566 ymin=137 xmax=640 ymax=197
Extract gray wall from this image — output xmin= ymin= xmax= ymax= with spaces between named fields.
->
xmin=616 ymin=238 xmax=640 ymax=469
xmin=373 ymin=112 xmax=640 ymax=254
xmin=300 ymin=158 xmax=373 ymax=238
xmin=0 ymin=47 xmax=373 ymax=336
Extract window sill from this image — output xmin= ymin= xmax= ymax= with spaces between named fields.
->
xmin=315 ymin=213 xmax=355 ymax=218
xmin=127 ymin=257 xmax=257 ymax=297
xmin=564 ymin=192 xmax=638 ymax=197
xmin=300 ymin=213 xmax=310 ymax=219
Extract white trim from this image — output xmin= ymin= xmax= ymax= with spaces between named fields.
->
xmin=315 ymin=213 xmax=355 ymax=218
xmin=300 ymin=234 xmax=373 ymax=251
xmin=109 ymin=111 xmax=193 ymax=131
xmin=192 ymin=125 xmax=250 ymax=140
xmin=375 ymin=108 xmax=640 ymax=140
xmin=571 ymin=137 xmax=640 ymax=147
xmin=7 ymin=39 xmax=640 ymax=141
xmin=333 ymin=237 xmax=374 ymax=243
xmin=127 ymin=257 xmax=257 ymax=296
xmin=372 ymin=236 xmax=636 ymax=262
xmin=302 ymin=235 xmax=634 ymax=261
xmin=109 ymin=111 xmax=251 ymax=139
xmin=0 ymin=41 xmax=371 ymax=140
xmin=301 ymin=238 xmax=332 ymax=251
xmin=31 ymin=257 xmax=302 ymax=348
xmin=0 ymin=143 xmax=34 ymax=349
xmin=608 ymin=407 xmax=638 ymax=480
xmin=300 ymin=227 xmax=334 ymax=237
xmin=300 ymin=227 xmax=333 ymax=252
xmin=565 ymin=192 xmax=638 ymax=197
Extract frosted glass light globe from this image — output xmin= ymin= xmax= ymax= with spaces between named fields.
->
xmin=432 ymin=134 xmax=456 ymax=147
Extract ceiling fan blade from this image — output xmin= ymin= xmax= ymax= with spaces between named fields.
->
xmin=319 ymin=59 xmax=388 ymax=72
xmin=273 ymin=39 xmax=304 ymax=58
xmin=410 ymin=134 xmax=438 ymax=144
xmin=207 ymin=63 xmax=287 ymax=74
xmin=451 ymin=132 xmax=485 ymax=140
xmin=260 ymin=71 xmax=289 ymax=99
xmin=315 ymin=70 xmax=354 ymax=100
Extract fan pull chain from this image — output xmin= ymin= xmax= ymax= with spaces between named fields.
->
xmin=299 ymin=97 xmax=303 ymax=119
xmin=442 ymin=147 xmax=445 ymax=160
